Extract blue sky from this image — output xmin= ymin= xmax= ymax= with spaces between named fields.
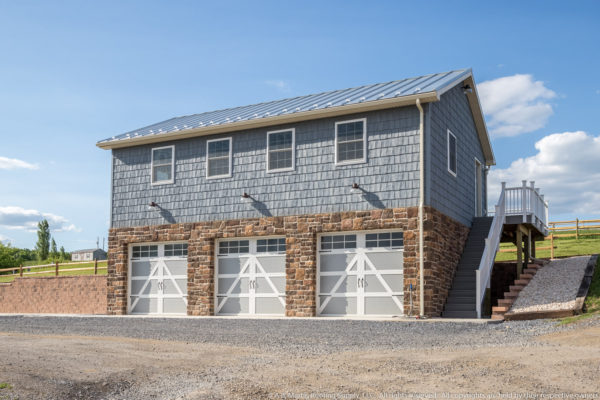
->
xmin=0 ymin=1 xmax=599 ymax=250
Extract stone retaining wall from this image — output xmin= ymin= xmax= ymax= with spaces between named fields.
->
xmin=0 ymin=275 xmax=107 ymax=314
xmin=108 ymin=206 xmax=469 ymax=317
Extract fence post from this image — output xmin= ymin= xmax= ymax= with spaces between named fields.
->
xmin=550 ymin=232 xmax=555 ymax=260
xmin=576 ymin=218 xmax=579 ymax=240
xmin=94 ymin=259 xmax=98 ymax=275
xmin=55 ymin=261 xmax=59 ymax=276
xmin=19 ymin=264 xmax=23 ymax=277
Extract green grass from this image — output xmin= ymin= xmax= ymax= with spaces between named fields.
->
xmin=560 ymin=256 xmax=600 ymax=325
xmin=495 ymin=233 xmax=600 ymax=262
xmin=0 ymin=261 xmax=107 ymax=283
xmin=0 ymin=383 xmax=11 ymax=390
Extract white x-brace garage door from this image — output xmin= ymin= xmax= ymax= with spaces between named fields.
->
xmin=215 ymin=238 xmax=286 ymax=316
xmin=318 ymin=231 xmax=404 ymax=317
xmin=128 ymin=243 xmax=188 ymax=315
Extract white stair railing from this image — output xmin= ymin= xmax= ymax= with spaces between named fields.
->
xmin=475 ymin=183 xmax=506 ymax=318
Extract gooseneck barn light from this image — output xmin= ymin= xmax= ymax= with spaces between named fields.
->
xmin=148 ymin=201 xmax=158 ymax=211
xmin=350 ymin=183 xmax=362 ymax=194
xmin=241 ymin=192 xmax=253 ymax=203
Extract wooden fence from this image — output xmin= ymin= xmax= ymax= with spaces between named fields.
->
xmin=0 ymin=260 xmax=107 ymax=278
xmin=498 ymin=218 xmax=600 ymax=259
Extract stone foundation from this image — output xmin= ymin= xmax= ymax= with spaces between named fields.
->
xmin=107 ymin=206 xmax=469 ymax=317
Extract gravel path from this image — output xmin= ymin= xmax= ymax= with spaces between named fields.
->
xmin=510 ymin=256 xmax=591 ymax=314
xmin=0 ymin=314 xmax=597 ymax=355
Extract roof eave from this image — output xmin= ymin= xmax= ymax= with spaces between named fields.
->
xmin=462 ymin=75 xmax=495 ymax=166
xmin=96 ymin=92 xmax=439 ymax=150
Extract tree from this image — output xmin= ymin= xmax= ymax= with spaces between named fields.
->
xmin=51 ymin=238 xmax=58 ymax=260
xmin=60 ymin=246 xmax=67 ymax=260
xmin=35 ymin=219 xmax=50 ymax=261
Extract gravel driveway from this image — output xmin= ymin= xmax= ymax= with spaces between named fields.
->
xmin=0 ymin=315 xmax=587 ymax=354
xmin=0 ymin=315 xmax=598 ymax=399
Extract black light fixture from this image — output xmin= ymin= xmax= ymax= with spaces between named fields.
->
xmin=350 ymin=183 xmax=362 ymax=194
xmin=148 ymin=201 xmax=158 ymax=210
xmin=462 ymin=84 xmax=473 ymax=94
xmin=241 ymin=192 xmax=252 ymax=203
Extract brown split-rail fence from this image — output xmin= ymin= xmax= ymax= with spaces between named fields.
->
xmin=498 ymin=218 xmax=600 ymax=259
xmin=0 ymin=260 xmax=107 ymax=279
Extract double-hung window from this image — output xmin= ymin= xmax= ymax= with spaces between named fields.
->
xmin=447 ymin=129 xmax=457 ymax=176
xmin=206 ymin=137 xmax=232 ymax=178
xmin=267 ymin=129 xmax=295 ymax=172
xmin=151 ymin=146 xmax=174 ymax=185
xmin=335 ymin=118 xmax=366 ymax=164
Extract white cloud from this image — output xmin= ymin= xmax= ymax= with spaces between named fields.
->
xmin=0 ymin=206 xmax=80 ymax=232
xmin=0 ymin=156 xmax=39 ymax=170
xmin=265 ymin=79 xmax=291 ymax=93
xmin=488 ymin=131 xmax=600 ymax=216
xmin=478 ymin=74 xmax=556 ymax=137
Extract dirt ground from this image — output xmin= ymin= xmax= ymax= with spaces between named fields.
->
xmin=0 ymin=326 xmax=599 ymax=399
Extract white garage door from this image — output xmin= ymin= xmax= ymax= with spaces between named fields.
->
xmin=215 ymin=238 xmax=286 ymax=316
xmin=128 ymin=243 xmax=188 ymax=315
xmin=318 ymin=231 xmax=404 ymax=317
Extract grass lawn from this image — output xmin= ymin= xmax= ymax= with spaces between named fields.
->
xmin=0 ymin=261 xmax=107 ymax=283
xmin=561 ymin=256 xmax=600 ymax=324
xmin=496 ymin=233 xmax=600 ymax=262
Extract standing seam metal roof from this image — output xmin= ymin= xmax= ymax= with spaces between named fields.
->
xmin=99 ymin=69 xmax=472 ymax=144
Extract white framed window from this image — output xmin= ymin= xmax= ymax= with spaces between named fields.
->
xmin=447 ymin=129 xmax=457 ymax=177
xmin=206 ymin=137 xmax=232 ymax=179
xmin=267 ymin=128 xmax=295 ymax=172
xmin=151 ymin=145 xmax=175 ymax=185
xmin=335 ymin=118 xmax=367 ymax=165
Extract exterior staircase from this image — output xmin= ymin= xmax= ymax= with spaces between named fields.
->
xmin=491 ymin=263 xmax=542 ymax=320
xmin=442 ymin=216 xmax=493 ymax=318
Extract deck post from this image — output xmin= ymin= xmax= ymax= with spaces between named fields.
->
xmin=527 ymin=229 xmax=532 ymax=262
xmin=516 ymin=228 xmax=523 ymax=277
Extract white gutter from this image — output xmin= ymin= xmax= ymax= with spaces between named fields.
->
xmin=416 ymin=98 xmax=425 ymax=317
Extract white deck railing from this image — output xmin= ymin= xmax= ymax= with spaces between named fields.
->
xmin=476 ymin=181 xmax=549 ymax=318
xmin=504 ymin=180 xmax=549 ymax=236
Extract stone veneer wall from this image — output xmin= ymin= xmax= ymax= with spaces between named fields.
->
xmin=107 ymin=206 xmax=469 ymax=317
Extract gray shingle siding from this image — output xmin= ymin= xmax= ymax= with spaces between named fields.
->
xmin=111 ymin=107 xmax=421 ymax=228
xmin=426 ymin=84 xmax=487 ymax=226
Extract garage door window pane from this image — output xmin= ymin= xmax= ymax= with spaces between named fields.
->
xmin=219 ymin=240 xmax=250 ymax=255
xmin=365 ymin=232 xmax=403 ymax=249
xmin=257 ymin=238 xmax=286 ymax=253
xmin=132 ymin=245 xmax=158 ymax=259
xmin=165 ymin=243 xmax=188 ymax=257
xmin=321 ymin=235 xmax=357 ymax=251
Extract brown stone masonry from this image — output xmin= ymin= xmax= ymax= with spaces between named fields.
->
xmin=107 ymin=206 xmax=469 ymax=317
xmin=0 ymin=276 xmax=107 ymax=314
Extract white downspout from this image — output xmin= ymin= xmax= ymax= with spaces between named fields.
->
xmin=416 ymin=99 xmax=425 ymax=317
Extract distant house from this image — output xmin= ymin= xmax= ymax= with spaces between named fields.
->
xmin=71 ymin=248 xmax=107 ymax=262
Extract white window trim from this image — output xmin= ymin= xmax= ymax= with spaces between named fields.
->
xmin=447 ymin=129 xmax=457 ymax=177
xmin=206 ymin=137 xmax=233 ymax=179
xmin=266 ymin=128 xmax=295 ymax=173
xmin=334 ymin=118 xmax=367 ymax=166
xmin=151 ymin=145 xmax=175 ymax=186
